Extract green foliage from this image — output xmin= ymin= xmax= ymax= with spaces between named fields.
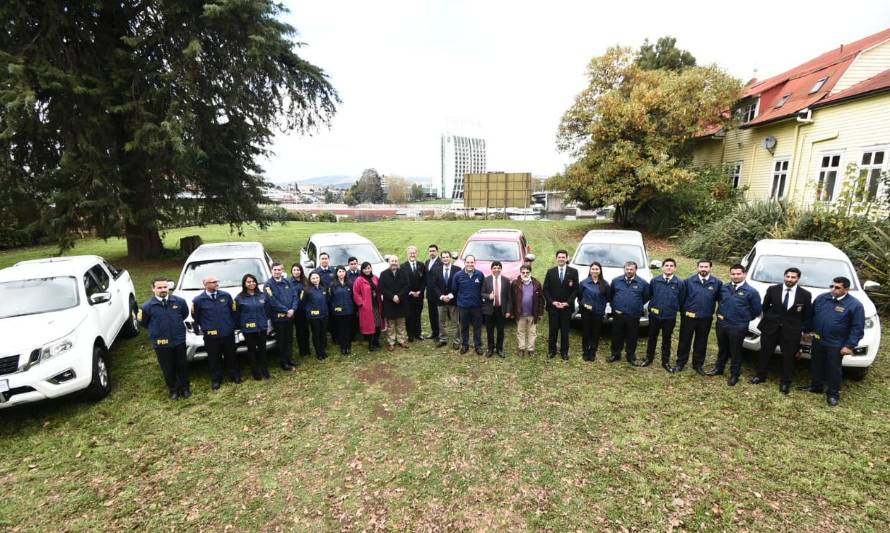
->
xmin=315 ymin=211 xmax=337 ymax=223
xmin=636 ymin=36 xmax=697 ymax=72
xmin=857 ymin=224 xmax=890 ymax=311
xmin=346 ymin=169 xmax=386 ymax=205
xmin=680 ymin=201 xmax=796 ymax=262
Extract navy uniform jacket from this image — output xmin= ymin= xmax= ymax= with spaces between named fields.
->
xmin=191 ymin=290 xmax=237 ymax=337
xmin=682 ymin=275 xmax=723 ymax=319
xmin=452 ymin=269 xmax=485 ymax=309
xmin=346 ymin=269 xmax=361 ymax=283
xmin=716 ymin=281 xmax=762 ymax=327
xmin=313 ymin=266 xmax=335 ymax=288
xmin=265 ymin=276 xmax=298 ymax=323
xmin=303 ymin=286 xmax=329 ymax=320
xmin=648 ymin=275 xmax=685 ymax=320
xmin=809 ymin=293 xmax=865 ymax=348
xmin=139 ymin=295 xmax=189 ymax=349
xmin=609 ymin=276 xmax=651 ymax=318
xmin=329 ymin=282 xmax=356 ymax=316
xmin=578 ymin=277 xmax=609 ymax=316
xmin=288 ymin=276 xmax=305 ymax=304
xmin=234 ymin=292 xmax=272 ymax=333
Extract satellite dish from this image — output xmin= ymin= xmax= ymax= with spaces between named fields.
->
xmin=762 ymin=136 xmax=777 ymax=151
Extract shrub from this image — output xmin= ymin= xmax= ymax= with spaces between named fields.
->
xmin=315 ymin=211 xmax=338 ymax=223
xmin=680 ymin=201 xmax=797 ymax=262
xmin=857 ymin=223 xmax=890 ymax=312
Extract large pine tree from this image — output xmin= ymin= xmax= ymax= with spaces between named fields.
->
xmin=0 ymin=1 xmax=338 ymax=259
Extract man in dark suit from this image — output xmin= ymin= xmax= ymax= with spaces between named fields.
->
xmin=430 ymin=251 xmax=459 ymax=349
xmin=481 ymin=260 xmax=513 ymax=357
xmin=750 ymin=267 xmax=812 ymax=394
xmin=380 ymin=254 xmax=410 ymax=350
xmin=425 ymin=244 xmax=441 ymax=340
xmin=543 ymin=249 xmax=579 ymax=360
xmin=402 ymin=245 xmax=427 ymax=341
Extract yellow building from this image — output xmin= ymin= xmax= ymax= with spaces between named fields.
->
xmin=693 ymin=28 xmax=890 ymax=208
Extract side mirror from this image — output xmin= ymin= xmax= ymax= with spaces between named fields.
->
xmin=167 ymin=281 xmax=176 ymax=291
xmin=525 ymin=253 xmax=536 ymax=263
xmin=304 ymin=260 xmax=315 ymax=270
xmin=89 ymin=292 xmax=112 ymax=305
xmin=650 ymin=260 xmax=663 ymax=270
xmin=864 ymin=280 xmax=881 ymax=291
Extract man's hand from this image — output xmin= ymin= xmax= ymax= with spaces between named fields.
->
xmin=489 ymin=291 xmax=495 ymax=300
xmin=840 ymin=346 xmax=853 ymax=356
xmin=393 ymin=295 xmax=400 ymax=304
xmin=287 ymin=309 xmax=294 ymax=318
xmin=505 ymin=313 xmax=512 ymax=319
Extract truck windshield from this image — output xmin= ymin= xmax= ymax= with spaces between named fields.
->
xmin=750 ymin=255 xmax=857 ymax=290
xmin=573 ymin=244 xmax=644 ymax=268
xmin=320 ymin=244 xmax=384 ymax=266
xmin=0 ymin=277 xmax=79 ymax=319
xmin=180 ymin=258 xmax=269 ymax=290
xmin=462 ymin=241 xmax=521 ymax=262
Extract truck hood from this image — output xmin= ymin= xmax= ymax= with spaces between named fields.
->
xmin=569 ymin=264 xmax=653 ymax=285
xmin=0 ymin=308 xmax=87 ymax=356
xmin=745 ymin=279 xmax=878 ymax=317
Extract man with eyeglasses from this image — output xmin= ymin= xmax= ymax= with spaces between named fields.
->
xmin=803 ymin=277 xmax=865 ymax=406
xmin=191 ymin=276 xmax=240 ymax=389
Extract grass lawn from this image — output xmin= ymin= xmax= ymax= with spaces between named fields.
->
xmin=1 ymin=221 xmax=888 ymax=530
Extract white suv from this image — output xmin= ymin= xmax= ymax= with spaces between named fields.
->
xmin=300 ymin=232 xmax=387 ymax=275
xmin=173 ymin=242 xmax=276 ymax=361
xmin=741 ymin=239 xmax=881 ymax=380
xmin=0 ymin=256 xmax=139 ymax=408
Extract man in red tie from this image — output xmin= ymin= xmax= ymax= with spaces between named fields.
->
xmin=482 ymin=261 xmax=513 ymax=357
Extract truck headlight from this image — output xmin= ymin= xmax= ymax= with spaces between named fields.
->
xmin=39 ymin=333 xmax=76 ymax=363
xmin=865 ymin=315 xmax=877 ymax=329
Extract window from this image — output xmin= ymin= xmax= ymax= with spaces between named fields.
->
xmin=816 ymin=153 xmax=841 ymax=202
xmin=735 ymin=97 xmax=759 ymax=123
xmin=770 ymin=159 xmax=789 ymax=200
xmin=774 ymin=94 xmax=792 ymax=108
xmin=857 ymin=150 xmax=886 ymax=202
xmin=728 ymin=162 xmax=742 ymax=189
xmin=809 ymin=77 xmax=828 ymax=94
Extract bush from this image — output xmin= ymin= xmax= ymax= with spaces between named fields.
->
xmin=315 ymin=211 xmax=337 ymax=223
xmin=857 ymin=223 xmax=890 ymax=311
xmin=680 ymin=201 xmax=797 ymax=262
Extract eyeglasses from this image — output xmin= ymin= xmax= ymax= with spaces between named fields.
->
xmin=830 ymin=285 xmax=844 ymax=289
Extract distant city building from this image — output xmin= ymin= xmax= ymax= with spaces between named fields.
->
xmin=441 ymin=134 xmax=486 ymax=199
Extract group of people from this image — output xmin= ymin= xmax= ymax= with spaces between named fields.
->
xmin=138 ymin=245 xmax=865 ymax=407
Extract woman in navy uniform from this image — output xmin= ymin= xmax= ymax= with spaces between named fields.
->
xmin=329 ymin=266 xmax=356 ymax=355
xmin=577 ymin=262 xmax=609 ymax=362
xmin=234 ymin=274 xmax=272 ymax=380
xmin=140 ymin=278 xmax=191 ymax=400
xmin=290 ymin=263 xmax=311 ymax=359
xmin=303 ymin=271 xmax=330 ymax=359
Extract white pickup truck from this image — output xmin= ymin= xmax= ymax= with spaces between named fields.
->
xmin=0 ymin=255 xmax=139 ymax=408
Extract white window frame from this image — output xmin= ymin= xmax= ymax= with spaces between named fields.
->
xmin=736 ymin=97 xmax=760 ymax=123
xmin=815 ymin=150 xmax=843 ymax=203
xmin=809 ymin=77 xmax=829 ymax=94
xmin=856 ymin=145 xmax=889 ymax=202
xmin=770 ymin=157 xmax=790 ymax=200
xmin=728 ymin=161 xmax=742 ymax=189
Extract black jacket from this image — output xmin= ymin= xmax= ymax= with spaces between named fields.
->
xmin=759 ymin=283 xmax=812 ymax=342
xmin=402 ymin=260 xmax=427 ymax=297
xmin=543 ymin=265 xmax=579 ymax=313
xmin=428 ymin=262 xmax=457 ymax=306
xmin=379 ymin=267 xmax=410 ymax=318
xmin=481 ymin=274 xmax=513 ymax=315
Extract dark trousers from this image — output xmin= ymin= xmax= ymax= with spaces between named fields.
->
xmin=155 ymin=344 xmax=189 ymax=393
xmin=484 ymin=307 xmax=506 ymax=351
xmin=610 ymin=313 xmax=641 ymax=361
xmin=332 ymin=315 xmax=354 ymax=352
xmin=646 ymin=316 xmax=676 ymax=364
xmin=407 ymin=295 xmax=424 ymax=339
xmin=273 ymin=318 xmax=294 ymax=366
xmin=294 ymin=313 xmax=310 ymax=356
xmin=204 ymin=335 xmax=239 ymax=382
xmin=714 ymin=323 xmax=747 ymax=377
xmin=580 ymin=308 xmax=603 ymax=360
xmin=811 ymin=342 xmax=843 ymax=398
xmin=427 ymin=295 xmax=440 ymax=339
xmin=243 ymin=331 xmax=268 ymax=378
xmin=757 ymin=329 xmax=800 ymax=383
xmin=459 ymin=307 xmax=483 ymax=349
xmin=676 ymin=316 xmax=713 ymax=369
xmin=548 ymin=307 xmax=572 ymax=356
xmin=309 ymin=318 xmax=328 ymax=358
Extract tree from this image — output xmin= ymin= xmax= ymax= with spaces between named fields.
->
xmin=385 ymin=176 xmax=410 ymax=205
xmin=346 ymin=168 xmax=385 ymax=204
xmin=554 ymin=46 xmax=740 ymax=225
xmin=637 ymin=36 xmax=697 ymax=72
xmin=410 ymin=183 xmax=424 ymax=201
xmin=323 ymin=188 xmax=339 ymax=204
xmin=0 ymin=1 xmax=338 ymax=259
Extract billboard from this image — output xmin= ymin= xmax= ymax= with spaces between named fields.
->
xmin=463 ymin=172 xmax=531 ymax=208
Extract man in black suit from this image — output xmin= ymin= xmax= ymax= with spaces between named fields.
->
xmin=431 ymin=251 xmax=460 ymax=349
xmin=481 ymin=260 xmax=513 ymax=357
xmin=402 ymin=245 xmax=427 ymax=341
xmin=425 ymin=244 xmax=441 ymax=340
xmin=380 ymin=254 xmax=410 ymax=350
xmin=750 ymin=267 xmax=812 ymax=394
xmin=543 ymin=249 xmax=579 ymax=360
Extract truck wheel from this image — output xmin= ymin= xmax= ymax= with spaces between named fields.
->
xmin=121 ymin=296 xmax=139 ymax=338
xmin=85 ymin=346 xmax=111 ymax=400
xmin=844 ymin=367 xmax=869 ymax=381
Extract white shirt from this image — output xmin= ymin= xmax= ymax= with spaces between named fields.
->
xmin=782 ymin=284 xmax=798 ymax=309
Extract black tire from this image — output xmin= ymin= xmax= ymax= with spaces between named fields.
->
xmin=845 ymin=366 xmax=869 ymax=381
xmin=85 ymin=345 xmax=111 ymax=401
xmin=121 ymin=296 xmax=139 ymax=338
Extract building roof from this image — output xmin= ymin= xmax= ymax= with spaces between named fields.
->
xmin=813 ymin=67 xmax=890 ymax=108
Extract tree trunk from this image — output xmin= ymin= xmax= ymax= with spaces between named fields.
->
xmin=126 ymin=222 xmax=164 ymax=260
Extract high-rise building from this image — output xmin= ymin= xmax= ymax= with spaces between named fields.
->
xmin=440 ymin=134 xmax=486 ymax=199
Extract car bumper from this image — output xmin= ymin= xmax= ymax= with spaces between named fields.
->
xmin=185 ymin=329 xmax=277 ymax=361
xmin=742 ymin=319 xmax=880 ymax=368
xmin=0 ymin=345 xmax=94 ymax=409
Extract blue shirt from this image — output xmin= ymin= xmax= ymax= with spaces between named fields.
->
xmin=682 ymin=275 xmax=723 ymax=318
xmin=609 ymin=276 xmax=651 ymax=317
xmin=716 ymin=281 xmax=762 ymax=327
xmin=452 ymin=269 xmax=485 ymax=309
xmin=234 ymin=292 xmax=272 ymax=333
xmin=302 ymin=286 xmax=329 ymax=320
xmin=265 ymin=276 xmax=299 ymax=322
xmin=809 ymin=293 xmax=865 ymax=348
xmin=191 ymin=290 xmax=237 ymax=337
xmin=329 ymin=282 xmax=356 ymax=316
xmin=139 ymin=295 xmax=189 ymax=348
xmin=648 ymin=275 xmax=685 ymax=320
xmin=578 ymin=277 xmax=609 ymax=316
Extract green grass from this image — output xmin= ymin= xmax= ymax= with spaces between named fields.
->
xmin=1 ymin=221 xmax=888 ymax=530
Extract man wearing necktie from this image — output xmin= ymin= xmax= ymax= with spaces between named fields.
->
xmin=708 ymin=264 xmax=762 ymax=386
xmin=190 ymin=276 xmax=240 ymax=389
xmin=675 ymin=259 xmax=723 ymax=374
xmin=432 ymin=251 xmax=460 ymax=349
xmin=425 ymin=244 xmax=441 ymax=341
xmin=402 ymin=245 xmax=427 ymax=342
xmin=139 ymin=278 xmax=190 ymax=400
xmin=482 ymin=261 xmax=512 ymax=357
xmin=751 ymin=267 xmax=812 ymax=394
xmin=543 ymin=250 xmax=579 ymax=360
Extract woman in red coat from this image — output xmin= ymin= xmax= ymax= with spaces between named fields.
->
xmin=352 ymin=262 xmax=385 ymax=351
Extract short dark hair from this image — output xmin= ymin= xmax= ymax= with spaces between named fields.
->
xmin=784 ymin=267 xmax=801 ymax=277
xmin=150 ymin=277 xmax=168 ymax=288
xmin=428 ymin=244 xmax=438 ymax=251
xmin=663 ymin=258 xmax=676 ymax=267
xmin=697 ymin=258 xmax=713 ymax=267
xmin=555 ymin=249 xmax=568 ymax=257
xmin=624 ymin=261 xmax=638 ymax=268
xmin=319 ymin=252 xmax=330 ymax=259
xmin=441 ymin=250 xmax=452 ymax=259
xmin=520 ymin=263 xmax=532 ymax=272
xmin=730 ymin=263 xmax=746 ymax=272
xmin=833 ymin=276 xmax=851 ymax=289
xmin=348 ymin=256 xmax=358 ymax=263
xmin=491 ymin=260 xmax=503 ymax=269
xmin=271 ymin=261 xmax=283 ymax=269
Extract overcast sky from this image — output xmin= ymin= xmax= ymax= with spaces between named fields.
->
xmin=262 ymin=0 xmax=890 ymax=183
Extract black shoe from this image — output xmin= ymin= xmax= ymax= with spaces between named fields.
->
xmin=703 ymin=367 xmax=720 ymax=376
xmin=561 ymin=354 xmax=569 ymax=361
xmin=452 ymin=344 xmax=460 ymax=351
xmin=169 ymin=391 xmax=179 ymax=401
xmin=475 ymin=347 xmax=484 ymax=355
xmin=662 ymin=363 xmax=674 ymax=373
xmin=827 ymin=396 xmax=839 ymax=407
xmin=436 ymin=341 xmax=447 ymax=348
xmin=486 ymin=349 xmax=494 ymax=357
xmin=640 ymin=358 xmax=654 ymax=367
xmin=727 ymin=375 xmax=739 ymax=386
xmin=497 ymin=351 xmax=506 ymax=358
xmin=180 ymin=389 xmax=192 ymax=399
xmin=627 ymin=358 xmax=638 ymax=367
xmin=607 ymin=354 xmax=620 ymax=363
xmin=233 ymin=377 xmax=243 ymax=384
xmin=749 ymin=376 xmax=767 ymax=384
xmin=460 ymin=347 xmax=469 ymax=354
xmin=672 ymin=365 xmax=685 ymax=373
xmin=286 ymin=359 xmax=298 ymax=367
xmin=262 ymin=370 xmax=271 ymax=379
xmin=779 ymin=382 xmax=790 ymax=395
xmin=548 ymin=352 xmax=557 ymax=359
xmin=280 ymin=363 xmax=292 ymax=370
xmin=798 ymin=385 xmax=823 ymax=394
xmin=211 ymin=381 xmax=221 ymax=390
xmin=253 ymin=374 xmax=263 ymax=381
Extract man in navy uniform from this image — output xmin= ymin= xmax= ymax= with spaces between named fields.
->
xmin=543 ymin=249 xmax=579 ymax=360
xmin=191 ymin=276 xmax=241 ymax=389
xmin=313 ymin=252 xmax=335 ymax=287
xmin=707 ymin=264 xmax=762 ymax=386
xmin=646 ymin=258 xmax=685 ymax=372
xmin=266 ymin=262 xmax=299 ymax=370
xmin=452 ymin=255 xmax=486 ymax=354
xmin=750 ymin=267 xmax=812 ymax=394
xmin=804 ymin=276 xmax=865 ymax=406
xmin=609 ymin=261 xmax=651 ymax=366
xmin=140 ymin=278 xmax=190 ymax=400
xmin=346 ymin=257 xmax=361 ymax=283
xmin=674 ymin=259 xmax=722 ymax=375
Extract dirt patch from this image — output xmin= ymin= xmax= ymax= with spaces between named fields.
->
xmin=372 ymin=404 xmax=395 ymax=420
xmin=355 ymin=362 xmax=397 ymax=385
xmin=355 ymin=362 xmax=416 ymax=399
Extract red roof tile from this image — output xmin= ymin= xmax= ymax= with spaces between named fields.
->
xmin=814 ymin=68 xmax=890 ymax=107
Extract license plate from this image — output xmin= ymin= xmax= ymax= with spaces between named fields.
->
xmin=0 ymin=380 xmax=9 ymax=393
